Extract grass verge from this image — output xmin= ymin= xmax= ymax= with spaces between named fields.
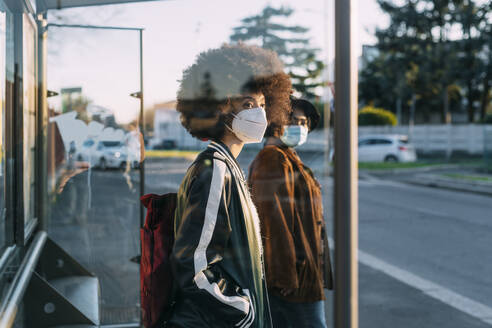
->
xmin=441 ymin=173 xmax=492 ymax=182
xmin=145 ymin=150 xmax=199 ymax=161
xmin=358 ymin=162 xmax=442 ymax=170
xmin=358 ymin=159 xmax=486 ymax=170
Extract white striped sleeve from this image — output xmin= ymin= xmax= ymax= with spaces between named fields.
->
xmin=192 ymin=158 xmax=250 ymax=315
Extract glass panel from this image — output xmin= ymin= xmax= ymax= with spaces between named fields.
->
xmin=46 ymin=24 xmax=142 ymax=324
xmin=22 ymin=14 xmax=36 ymax=226
xmin=358 ymin=0 xmax=491 ymax=327
xmin=47 ymin=2 xmax=333 ymax=326
xmin=42 ymin=1 xmax=490 ymax=327
xmin=0 ymin=6 xmax=5 ymax=249
xmin=135 ymin=3 xmax=334 ymax=327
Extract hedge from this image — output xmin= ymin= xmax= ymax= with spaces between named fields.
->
xmin=358 ymin=106 xmax=397 ymax=126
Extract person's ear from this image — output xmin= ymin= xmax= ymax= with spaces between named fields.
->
xmin=280 ymin=125 xmax=286 ymax=136
xmin=218 ymin=98 xmax=235 ymax=130
xmin=225 ymin=97 xmax=237 ymax=114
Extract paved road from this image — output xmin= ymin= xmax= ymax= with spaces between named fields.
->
xmin=146 ymin=153 xmax=492 ymax=327
xmin=48 ymin=152 xmax=492 ymax=326
xmin=348 ymin=177 xmax=492 ymax=309
xmin=323 ymin=177 xmax=492 ymax=327
xmin=242 ymin=149 xmax=492 ymax=310
xmin=49 ymin=167 xmax=141 ymax=324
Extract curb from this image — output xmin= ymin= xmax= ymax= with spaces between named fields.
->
xmin=396 ymin=176 xmax=492 ymax=197
xmin=361 ymin=164 xmax=478 ymax=177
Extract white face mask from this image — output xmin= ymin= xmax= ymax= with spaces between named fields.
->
xmin=228 ymin=107 xmax=268 ymax=144
xmin=280 ymin=125 xmax=309 ymax=147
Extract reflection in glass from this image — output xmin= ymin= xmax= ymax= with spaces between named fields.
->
xmin=23 ymin=14 xmax=36 ymax=225
xmin=0 ymin=9 xmax=5 ymax=249
xmin=46 ymin=26 xmax=142 ymax=324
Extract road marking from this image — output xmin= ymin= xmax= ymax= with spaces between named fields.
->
xmin=328 ymin=237 xmax=492 ymax=325
xmin=319 ymin=176 xmax=419 ymax=189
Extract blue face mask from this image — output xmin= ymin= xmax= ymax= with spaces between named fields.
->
xmin=280 ymin=125 xmax=308 ymax=147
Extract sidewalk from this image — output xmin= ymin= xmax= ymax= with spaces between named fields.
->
xmin=398 ymin=172 xmax=492 ymax=196
xmin=363 ymin=166 xmax=492 ymax=196
xmin=324 ymin=262 xmax=491 ymax=328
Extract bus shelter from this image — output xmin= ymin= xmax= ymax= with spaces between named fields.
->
xmin=0 ymin=0 xmax=359 ymax=327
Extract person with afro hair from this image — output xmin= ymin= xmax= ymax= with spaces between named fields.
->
xmin=168 ymin=44 xmax=291 ymax=328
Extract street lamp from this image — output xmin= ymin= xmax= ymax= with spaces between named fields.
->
xmin=334 ymin=0 xmax=359 ymax=327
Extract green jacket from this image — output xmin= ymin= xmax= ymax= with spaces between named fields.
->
xmin=169 ymin=141 xmax=272 ymax=328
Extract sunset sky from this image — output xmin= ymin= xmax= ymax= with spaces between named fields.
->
xmin=47 ymin=0 xmax=387 ymax=124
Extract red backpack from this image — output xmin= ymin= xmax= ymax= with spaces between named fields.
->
xmin=140 ymin=193 xmax=177 ymax=328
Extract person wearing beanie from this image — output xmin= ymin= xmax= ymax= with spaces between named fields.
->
xmin=248 ymin=96 xmax=333 ymax=328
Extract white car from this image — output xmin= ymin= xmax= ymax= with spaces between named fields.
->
xmin=76 ymin=139 xmax=130 ymax=169
xmin=358 ymin=135 xmax=417 ymax=162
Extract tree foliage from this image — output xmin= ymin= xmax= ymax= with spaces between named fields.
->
xmin=484 ymin=114 xmax=492 ymax=124
xmin=359 ymin=0 xmax=491 ymax=123
xmin=62 ymin=94 xmax=91 ymax=123
xmin=230 ymin=6 xmax=324 ymax=99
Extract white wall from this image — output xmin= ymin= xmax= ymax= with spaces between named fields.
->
xmin=153 ymin=109 xmax=208 ymax=150
xmin=50 ymin=111 xmax=128 ymax=151
xmin=358 ymin=124 xmax=490 ymax=155
xmin=295 ymin=124 xmax=492 ymax=155
xmin=150 ymin=116 xmax=492 ymax=155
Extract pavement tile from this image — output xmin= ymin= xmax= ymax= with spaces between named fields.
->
xmin=323 ymin=263 xmax=491 ymax=328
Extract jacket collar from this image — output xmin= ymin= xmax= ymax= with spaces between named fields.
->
xmin=208 ymin=141 xmax=245 ymax=180
xmin=264 ymin=142 xmax=303 ymax=167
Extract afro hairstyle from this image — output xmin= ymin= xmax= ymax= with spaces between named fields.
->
xmin=176 ymin=43 xmax=292 ymax=140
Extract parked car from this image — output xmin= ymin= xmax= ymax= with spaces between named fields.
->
xmin=76 ymin=139 xmax=97 ymax=163
xmin=358 ymin=135 xmax=416 ymax=162
xmin=76 ymin=139 xmax=132 ymax=169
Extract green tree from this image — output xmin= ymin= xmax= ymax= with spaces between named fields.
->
xmin=451 ymin=0 xmax=488 ymax=122
xmin=476 ymin=2 xmax=491 ymax=121
xmin=360 ymin=0 xmax=489 ymax=123
xmin=62 ymin=94 xmax=91 ymax=122
xmin=374 ymin=0 xmax=454 ymax=122
xmin=359 ymin=52 xmax=411 ymax=119
xmin=230 ymin=6 xmax=324 ymax=99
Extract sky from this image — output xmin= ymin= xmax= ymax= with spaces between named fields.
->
xmin=47 ymin=0 xmax=388 ymax=124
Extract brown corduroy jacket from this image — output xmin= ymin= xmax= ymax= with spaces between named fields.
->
xmin=248 ymin=144 xmax=333 ymax=303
